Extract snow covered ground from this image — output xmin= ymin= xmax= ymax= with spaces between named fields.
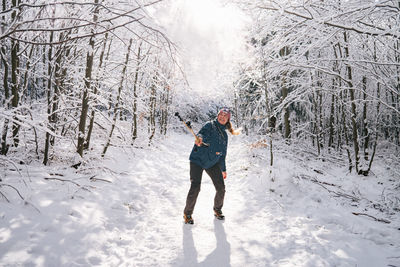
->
xmin=1 ymin=132 xmax=399 ymax=266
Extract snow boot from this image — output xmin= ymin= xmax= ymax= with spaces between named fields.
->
xmin=214 ymin=209 xmax=225 ymax=220
xmin=184 ymin=214 xmax=194 ymax=224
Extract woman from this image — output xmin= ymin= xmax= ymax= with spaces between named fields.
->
xmin=183 ymin=107 xmax=239 ymax=224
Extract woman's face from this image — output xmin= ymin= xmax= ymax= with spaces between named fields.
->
xmin=217 ymin=112 xmax=229 ymax=125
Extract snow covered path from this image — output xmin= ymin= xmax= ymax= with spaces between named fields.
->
xmin=1 ymin=133 xmax=400 ymax=266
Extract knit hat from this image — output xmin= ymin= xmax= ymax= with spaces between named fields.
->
xmin=218 ymin=107 xmax=231 ymax=120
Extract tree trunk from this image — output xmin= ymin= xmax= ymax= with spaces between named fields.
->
xmin=43 ymin=31 xmax=67 ymax=164
xmin=43 ymin=31 xmax=54 ymax=165
xmin=50 ymin=45 xmax=64 ymax=146
xmin=280 ymin=46 xmax=291 ymax=140
xmin=0 ymin=0 xmax=9 ymax=155
xmin=328 ymin=92 xmax=335 ymax=148
xmin=311 ymin=85 xmax=321 ymax=156
xmin=264 ymin=80 xmax=274 ymax=168
xmin=160 ymin=84 xmax=170 ymax=135
xmin=396 ymin=8 xmax=400 ymax=150
xmin=0 ymin=44 xmax=10 ymax=155
xmin=102 ymin=38 xmax=132 ymax=157
xmin=340 ymin=90 xmax=353 ymax=173
xmin=336 ymin=95 xmax=342 ymax=151
xmin=361 ymin=76 xmax=370 ymax=173
xmin=21 ymin=45 xmax=34 ymax=104
xmin=58 ymin=40 xmax=72 ymax=138
xmin=10 ymin=0 xmax=20 ymax=147
xmin=317 ymin=77 xmax=324 ymax=148
xmin=233 ymin=88 xmax=240 ymax=128
xmin=86 ymin=32 xmax=109 ymax=150
xmin=332 ymin=45 xmax=342 ymax=151
xmin=282 ymin=79 xmax=290 ymax=140
xmin=148 ymin=81 xmax=157 ymax=146
xmin=366 ymin=41 xmax=383 ymax=173
xmin=367 ymin=82 xmax=381 ymax=173
xmin=343 ymin=31 xmax=360 ymax=173
xmin=336 ymin=41 xmax=353 ymax=171
xmin=77 ymin=0 xmax=99 ymax=157
xmin=131 ymin=43 xmax=141 ymax=144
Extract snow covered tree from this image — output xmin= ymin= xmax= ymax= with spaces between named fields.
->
xmin=0 ymin=0 xmax=182 ymax=165
xmin=237 ymin=0 xmax=400 ymax=175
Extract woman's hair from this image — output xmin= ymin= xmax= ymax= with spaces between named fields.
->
xmin=226 ymin=121 xmax=240 ymax=135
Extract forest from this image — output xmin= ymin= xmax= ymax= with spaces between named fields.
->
xmin=1 ymin=0 xmax=399 ymax=176
xmin=1 ymin=1 xmax=400 ymax=266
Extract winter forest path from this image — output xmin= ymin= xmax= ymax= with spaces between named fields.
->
xmin=1 ymin=133 xmax=399 ymax=266
xmin=112 ymin=133 xmax=283 ymax=266
xmin=100 ymin=133 xmax=399 ymax=266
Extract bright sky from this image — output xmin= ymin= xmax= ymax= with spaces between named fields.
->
xmin=156 ymin=0 xmax=250 ymax=96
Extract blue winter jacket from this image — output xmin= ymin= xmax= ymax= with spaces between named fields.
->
xmin=189 ymin=119 xmax=228 ymax=171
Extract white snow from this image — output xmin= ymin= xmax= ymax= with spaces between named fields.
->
xmin=1 ymin=133 xmax=399 ymax=266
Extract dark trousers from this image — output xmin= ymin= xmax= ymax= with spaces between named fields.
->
xmin=184 ymin=162 xmax=225 ymax=215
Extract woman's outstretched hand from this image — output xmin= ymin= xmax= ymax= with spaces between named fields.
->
xmin=195 ymin=137 xmax=203 ymax=146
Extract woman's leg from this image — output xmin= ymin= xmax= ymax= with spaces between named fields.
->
xmin=205 ymin=163 xmax=225 ymax=212
xmin=184 ymin=162 xmax=203 ymax=215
